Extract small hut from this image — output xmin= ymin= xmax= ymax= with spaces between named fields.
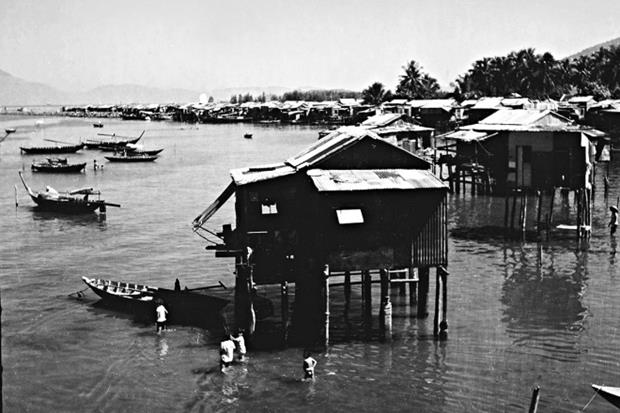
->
xmin=193 ymin=127 xmax=450 ymax=346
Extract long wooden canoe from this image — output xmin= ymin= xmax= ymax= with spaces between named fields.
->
xmin=592 ymin=385 xmax=620 ymax=408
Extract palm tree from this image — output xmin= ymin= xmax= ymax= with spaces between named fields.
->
xmin=362 ymin=82 xmax=389 ymax=105
xmin=396 ymin=60 xmax=440 ymax=99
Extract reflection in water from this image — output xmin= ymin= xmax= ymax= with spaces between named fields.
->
xmin=500 ymin=244 xmax=588 ymax=361
xmin=31 ymin=209 xmax=108 ymax=230
xmin=157 ymin=337 xmax=168 ymax=358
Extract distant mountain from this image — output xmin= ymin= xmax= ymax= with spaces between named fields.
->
xmin=0 ymin=68 xmax=311 ymax=105
xmin=566 ymin=36 xmax=620 ymax=60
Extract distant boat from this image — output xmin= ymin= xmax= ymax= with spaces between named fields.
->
xmin=83 ymin=130 xmax=145 ymax=149
xmin=31 ymin=158 xmax=86 ymax=173
xmin=93 ymin=122 xmax=103 ymax=128
xmin=5 ymin=128 xmax=16 ymax=134
xmin=104 ymin=153 xmax=159 ymax=162
xmin=20 ymin=143 xmax=84 ymax=154
xmin=244 ymin=133 xmax=253 ymax=139
xmin=18 ymin=172 xmax=120 ymax=214
xmin=124 ymin=143 xmax=164 ymax=155
xmin=591 ymin=385 xmax=620 ymax=409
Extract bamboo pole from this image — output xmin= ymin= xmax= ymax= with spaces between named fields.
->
xmin=323 ymin=265 xmax=330 ymax=349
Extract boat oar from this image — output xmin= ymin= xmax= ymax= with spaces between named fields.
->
xmin=44 ymin=138 xmax=76 ymax=145
xmin=103 ymin=202 xmax=121 ymax=208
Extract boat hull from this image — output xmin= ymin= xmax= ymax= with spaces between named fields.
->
xmin=30 ymin=194 xmax=102 ymax=213
xmin=104 ymin=155 xmax=158 ymax=162
xmin=31 ymin=162 xmax=86 ymax=173
xmin=592 ymin=385 xmax=620 ymax=408
xmin=20 ymin=144 xmax=84 ymax=154
xmin=82 ymin=277 xmax=230 ymax=327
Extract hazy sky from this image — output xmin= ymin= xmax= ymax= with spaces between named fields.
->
xmin=1 ymin=0 xmax=619 ymax=93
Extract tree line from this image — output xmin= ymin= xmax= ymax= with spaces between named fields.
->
xmin=225 ymin=44 xmax=620 ymax=105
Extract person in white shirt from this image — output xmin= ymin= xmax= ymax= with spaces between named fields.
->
xmin=231 ymin=330 xmax=247 ymax=361
xmin=155 ymin=302 xmax=168 ymax=333
xmin=220 ymin=336 xmax=236 ymax=372
xmin=303 ymin=351 xmax=317 ymax=380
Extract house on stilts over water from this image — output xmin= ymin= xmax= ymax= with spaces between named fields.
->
xmin=193 ymin=127 xmax=449 ymax=347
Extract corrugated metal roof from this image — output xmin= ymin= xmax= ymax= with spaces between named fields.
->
xmin=567 ymin=96 xmax=595 ymax=104
xmin=444 ymin=130 xmax=492 ymax=142
xmin=408 ymin=99 xmax=457 ymax=109
xmin=361 ymin=113 xmax=402 ymax=127
xmin=230 ymin=163 xmax=296 ymax=186
xmin=471 ymin=97 xmax=504 ymax=109
xmin=307 ymin=169 xmax=447 ymax=192
xmin=285 ymin=127 xmax=377 ymax=169
xmin=479 ymin=109 xmax=554 ymax=125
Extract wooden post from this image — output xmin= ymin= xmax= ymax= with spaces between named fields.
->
xmin=434 ymin=269 xmax=440 ymax=338
xmin=455 ymin=168 xmax=460 ymax=194
xmin=576 ymin=189 xmax=582 ymax=240
xmin=344 ymin=270 xmax=351 ymax=304
xmin=323 ymin=265 xmax=330 ymax=349
xmin=363 ymin=270 xmax=372 ymax=322
xmin=504 ymin=195 xmax=510 ymax=229
xmin=521 ymin=192 xmax=527 ymax=239
xmin=409 ymin=267 xmax=417 ymax=306
xmin=528 ymin=386 xmax=540 ymax=413
xmin=281 ymin=281 xmax=289 ymax=346
xmin=14 ymin=184 xmax=18 ymax=207
xmin=398 ymin=270 xmax=406 ymax=296
xmin=536 ymin=190 xmax=542 ymax=236
xmin=234 ymin=264 xmax=248 ymax=335
xmin=470 ymin=170 xmax=475 ymax=196
xmin=379 ymin=269 xmax=392 ymax=341
xmin=439 ymin=267 xmax=448 ymax=340
xmin=510 ymin=191 xmax=518 ymax=231
xmin=548 ymin=188 xmax=556 ymax=228
xmin=417 ymin=268 xmax=429 ymax=318
xmin=247 ymin=266 xmax=256 ymax=336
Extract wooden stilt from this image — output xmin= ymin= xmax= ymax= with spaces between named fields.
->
xmin=455 ymin=167 xmax=460 ymax=194
xmin=323 ymin=265 xmax=330 ymax=349
xmin=528 ymin=386 xmax=540 ymax=413
xmin=439 ymin=266 xmax=448 ymax=340
xmin=548 ymin=187 xmax=556 ymax=226
xmin=521 ymin=192 xmax=527 ymax=239
xmin=380 ymin=269 xmax=392 ymax=341
xmin=417 ymin=268 xmax=429 ymax=318
xmin=398 ymin=270 xmax=406 ymax=296
xmin=434 ymin=269 xmax=440 ymax=338
xmin=536 ymin=190 xmax=543 ymax=236
xmin=363 ymin=270 xmax=372 ymax=321
xmin=576 ymin=189 xmax=582 ymax=240
xmin=281 ymin=281 xmax=289 ymax=346
xmin=504 ymin=194 xmax=510 ymax=229
xmin=510 ymin=191 xmax=518 ymax=231
xmin=344 ymin=270 xmax=351 ymax=304
xmin=409 ymin=267 xmax=417 ymax=306
xmin=247 ymin=267 xmax=256 ymax=336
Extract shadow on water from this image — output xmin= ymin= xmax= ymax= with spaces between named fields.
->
xmin=500 ymin=245 xmax=589 ymax=362
xmin=30 ymin=209 xmax=108 ymax=228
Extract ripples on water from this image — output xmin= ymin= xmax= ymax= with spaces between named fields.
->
xmin=2 ymin=117 xmax=620 ymax=412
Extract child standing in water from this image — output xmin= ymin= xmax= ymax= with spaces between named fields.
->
xmin=303 ymin=351 xmax=317 ymax=380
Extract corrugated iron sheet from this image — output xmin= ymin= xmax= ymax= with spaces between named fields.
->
xmin=361 ymin=113 xmax=402 ymax=127
xmin=307 ymin=169 xmax=448 ymax=192
xmin=479 ymin=109 xmax=553 ymax=125
xmin=444 ymin=130 xmax=491 ymax=142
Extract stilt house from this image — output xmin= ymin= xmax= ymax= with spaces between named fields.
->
xmin=193 ymin=127 xmax=450 ymax=344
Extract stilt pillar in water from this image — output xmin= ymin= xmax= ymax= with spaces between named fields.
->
xmin=234 ymin=264 xmax=255 ymax=337
xmin=281 ymin=281 xmax=289 ymax=346
xmin=510 ymin=191 xmax=518 ymax=232
xmin=536 ymin=190 xmax=543 ymax=236
xmin=454 ymin=167 xmax=460 ymax=194
xmin=323 ymin=265 xmax=330 ymax=349
xmin=409 ymin=267 xmax=417 ymax=307
xmin=379 ymin=269 xmax=392 ymax=341
xmin=576 ymin=189 xmax=582 ymax=240
xmin=433 ymin=269 xmax=440 ymax=338
xmin=344 ymin=270 xmax=351 ymax=304
xmin=417 ymin=267 xmax=429 ymax=318
xmin=438 ymin=266 xmax=448 ymax=340
xmin=362 ymin=270 xmax=372 ymax=321
xmin=398 ymin=270 xmax=406 ymax=296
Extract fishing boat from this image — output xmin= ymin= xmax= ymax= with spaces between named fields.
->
xmin=124 ymin=143 xmax=164 ymax=155
xmin=18 ymin=171 xmax=120 ymax=214
xmin=83 ymin=130 xmax=145 ymax=149
xmin=93 ymin=122 xmax=103 ymax=128
xmin=104 ymin=153 xmax=159 ymax=162
xmin=31 ymin=158 xmax=86 ymax=173
xmin=5 ymin=128 xmax=16 ymax=134
xmin=81 ymin=276 xmax=230 ymax=325
xmin=20 ymin=143 xmax=84 ymax=154
xmin=244 ymin=133 xmax=253 ymax=139
xmin=591 ymin=385 xmax=620 ymax=408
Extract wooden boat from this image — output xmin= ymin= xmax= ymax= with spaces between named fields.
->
xmin=20 ymin=143 xmax=84 ymax=154
xmin=591 ymin=385 xmax=620 ymax=408
xmin=124 ymin=143 xmax=164 ymax=155
xmin=244 ymin=133 xmax=253 ymax=139
xmin=83 ymin=130 xmax=145 ymax=149
xmin=104 ymin=153 xmax=158 ymax=162
xmin=31 ymin=158 xmax=86 ymax=173
xmin=81 ymin=276 xmax=230 ymax=325
xmin=5 ymin=128 xmax=16 ymax=134
xmin=93 ymin=122 xmax=103 ymax=128
xmin=18 ymin=171 xmax=120 ymax=214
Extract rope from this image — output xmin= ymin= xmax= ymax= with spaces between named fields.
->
xmin=581 ymin=387 xmax=601 ymax=411
xmin=68 ymin=287 xmax=89 ymax=299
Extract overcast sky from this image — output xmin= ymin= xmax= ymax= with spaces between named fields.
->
xmin=1 ymin=0 xmax=619 ymax=93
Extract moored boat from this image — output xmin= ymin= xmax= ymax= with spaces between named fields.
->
xmin=591 ymin=384 xmax=620 ymax=408
xmin=20 ymin=143 xmax=84 ymax=154
xmin=81 ymin=276 xmax=230 ymax=325
xmin=5 ymin=128 xmax=16 ymax=134
xmin=83 ymin=130 xmax=145 ymax=149
xmin=104 ymin=153 xmax=159 ymax=162
xmin=244 ymin=133 xmax=253 ymax=139
xmin=93 ymin=122 xmax=103 ymax=128
xmin=18 ymin=171 xmax=120 ymax=214
xmin=31 ymin=158 xmax=86 ymax=173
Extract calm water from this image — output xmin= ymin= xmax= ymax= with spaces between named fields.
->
xmin=1 ymin=117 xmax=620 ymax=412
